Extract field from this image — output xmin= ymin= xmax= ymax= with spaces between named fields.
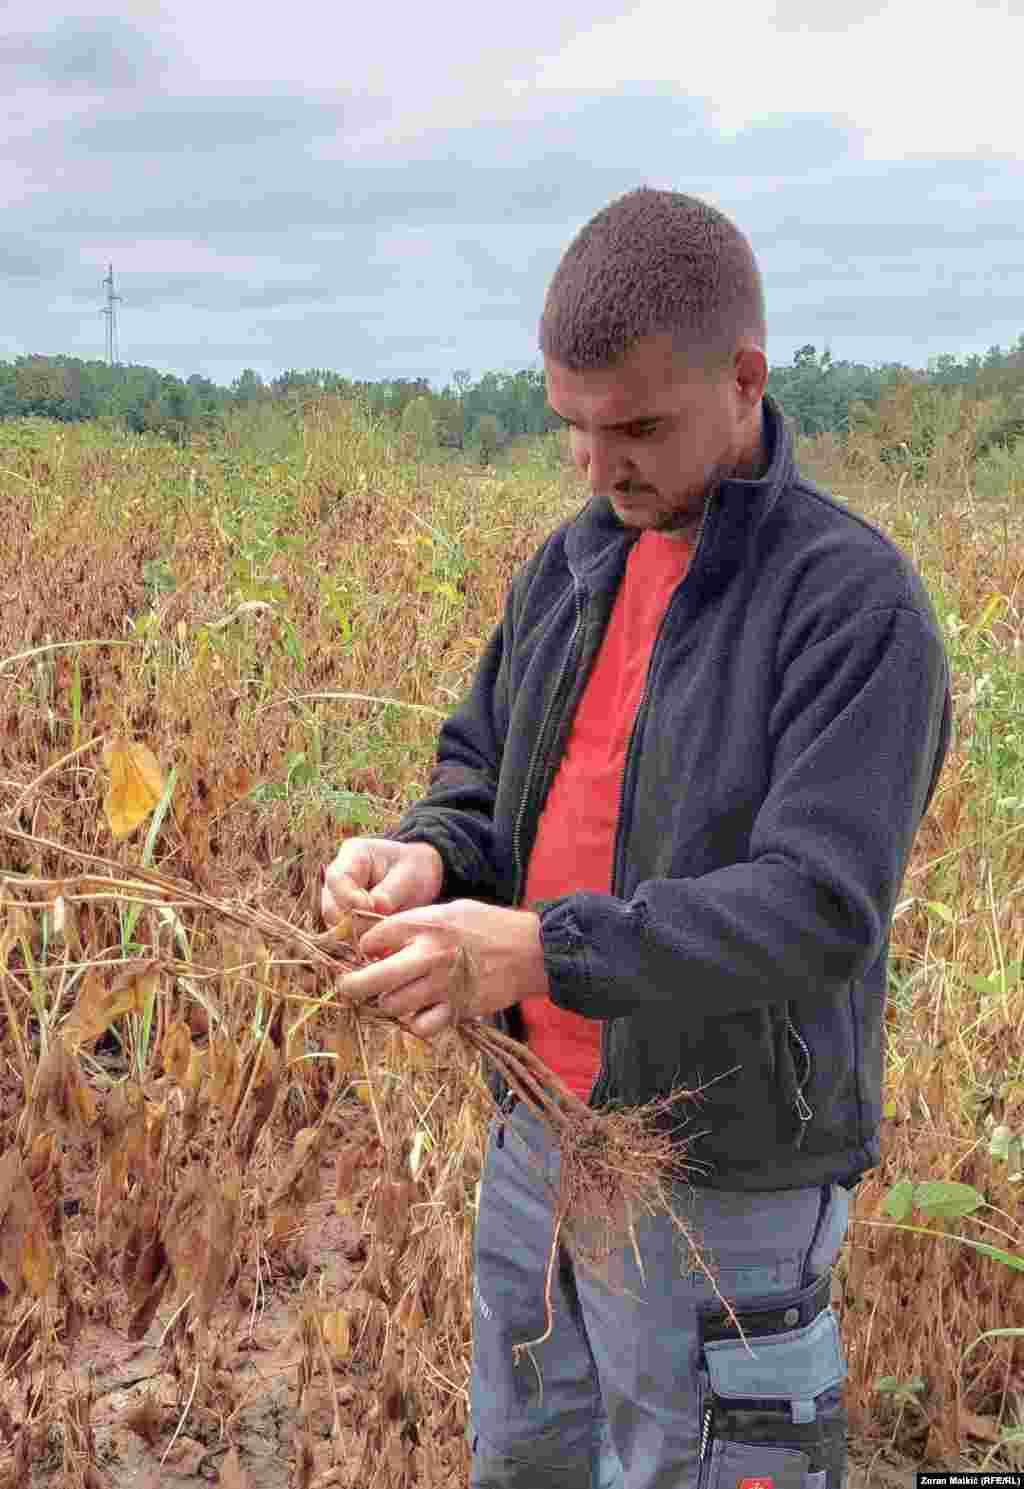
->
xmin=0 ymin=385 xmax=1022 ymax=1487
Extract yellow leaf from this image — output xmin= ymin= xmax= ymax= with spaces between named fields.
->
xmin=21 ymin=1215 xmax=52 ymax=1297
xmin=322 ymin=1307 xmax=351 ymax=1361
xmin=396 ymin=1284 xmax=427 ymax=1333
xmin=103 ymin=737 xmax=165 ymax=839
xmin=269 ymin=1211 xmax=301 ymax=1246
xmin=162 ymin=1020 xmax=193 ymax=1085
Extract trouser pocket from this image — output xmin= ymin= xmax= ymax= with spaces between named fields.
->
xmin=697 ymin=1274 xmax=848 ymax=1489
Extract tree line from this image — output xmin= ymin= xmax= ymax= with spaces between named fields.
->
xmin=2 ymin=336 xmax=1023 ymax=458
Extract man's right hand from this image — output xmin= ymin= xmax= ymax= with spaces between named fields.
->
xmin=321 ymin=837 xmax=445 ymax=927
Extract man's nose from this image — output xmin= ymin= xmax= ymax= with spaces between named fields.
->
xmin=576 ymin=435 xmax=629 ymax=493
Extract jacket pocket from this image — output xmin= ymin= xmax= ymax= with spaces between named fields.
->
xmin=698 ymin=1301 xmax=848 ymax=1489
xmin=785 ymin=1007 xmax=814 ymax=1149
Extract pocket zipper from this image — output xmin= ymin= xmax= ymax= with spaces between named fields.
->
xmin=786 ymin=1013 xmax=814 ymax=1144
xmin=698 ymin=1403 xmax=712 ymax=1466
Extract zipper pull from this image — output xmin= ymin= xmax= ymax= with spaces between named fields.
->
xmin=698 ymin=1403 xmax=713 ymax=1466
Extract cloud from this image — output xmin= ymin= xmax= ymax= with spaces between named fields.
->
xmin=0 ymin=235 xmax=65 ymax=283
xmin=68 ymin=92 xmax=383 ymax=154
xmin=524 ymin=0 xmax=1021 ymax=160
xmin=0 ymin=15 xmax=173 ymax=92
xmin=25 ymin=91 xmax=861 ymax=242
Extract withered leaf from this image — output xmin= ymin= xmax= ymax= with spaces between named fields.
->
xmin=216 ymin=1447 xmax=255 ymax=1488
xmin=268 ymin=1211 xmax=302 ymax=1248
xmin=335 ymin=1146 xmax=361 ymax=1210
xmin=32 ymin=1039 xmax=97 ymax=1135
xmin=122 ymin=1391 xmax=163 ymax=1447
xmin=209 ymin=1036 xmax=241 ymax=1118
xmin=99 ymin=1085 xmax=148 ymax=1195
xmin=395 ymin=1282 xmax=427 ymax=1333
xmin=64 ymin=965 xmax=157 ymax=1051
xmin=122 ymin=1192 xmax=161 ymax=1290
xmin=103 ymin=737 xmax=165 ymax=839
xmin=377 ymin=1179 xmax=414 ymax=1237
xmin=163 ymin=1167 xmax=240 ymax=1324
xmin=321 ymin=1307 xmax=351 ymax=1361
xmin=25 ymin=1131 xmax=62 ymax=1239
xmin=235 ymin=1041 xmax=284 ymax=1165
xmin=127 ymin=1262 xmax=168 ymax=1346
xmin=0 ymin=1148 xmax=53 ymax=1300
xmin=162 ymin=1020 xmax=192 ymax=1085
xmin=270 ymin=1126 xmax=323 ymax=1212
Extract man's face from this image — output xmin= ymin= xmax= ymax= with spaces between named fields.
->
xmin=544 ymin=332 xmax=766 ymax=539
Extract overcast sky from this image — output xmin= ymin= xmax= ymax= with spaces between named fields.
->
xmin=3 ymin=0 xmax=1022 ymax=390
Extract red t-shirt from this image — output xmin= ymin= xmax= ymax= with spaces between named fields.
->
xmin=519 ymin=527 xmax=694 ymax=1101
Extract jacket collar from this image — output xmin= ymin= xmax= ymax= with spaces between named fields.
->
xmin=564 ymin=392 xmax=795 ymax=597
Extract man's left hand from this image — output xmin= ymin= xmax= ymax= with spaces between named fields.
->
xmin=338 ymin=898 xmax=550 ymax=1039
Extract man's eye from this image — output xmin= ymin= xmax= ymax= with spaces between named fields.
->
xmin=561 ymin=420 xmax=659 ymax=438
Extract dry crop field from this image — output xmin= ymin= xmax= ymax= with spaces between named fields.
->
xmin=0 ymin=388 xmax=1021 ymax=1488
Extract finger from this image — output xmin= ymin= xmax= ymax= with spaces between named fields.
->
xmin=404 ymin=1002 xmax=454 ymax=1039
xmin=324 ymin=867 xmax=374 ymax=913
xmin=378 ymin=974 xmax=446 ymax=1019
xmin=339 ymin=946 xmax=423 ymax=1007
xmin=359 ymin=912 xmax=454 ymax=961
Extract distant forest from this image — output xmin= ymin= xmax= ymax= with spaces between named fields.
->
xmin=2 ymin=336 xmax=1023 ymax=457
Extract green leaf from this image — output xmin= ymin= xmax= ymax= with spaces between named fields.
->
xmin=989 ymin=1124 xmax=1015 ymax=1160
xmin=433 ymin=581 xmax=463 ymax=603
xmin=70 ymin=653 xmax=82 ymax=751
xmin=281 ymin=618 xmax=305 ymax=671
xmin=912 ymin=1180 xmax=984 ymax=1221
xmin=882 ymin=1180 xmax=915 ymax=1222
xmin=873 ymin=1374 xmax=925 ymax=1397
xmin=922 ymin=899 xmax=955 ymax=923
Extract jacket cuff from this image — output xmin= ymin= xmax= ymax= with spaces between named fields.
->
xmin=529 ymin=896 xmax=601 ymax=1019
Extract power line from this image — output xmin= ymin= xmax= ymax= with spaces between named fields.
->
xmin=101 ymin=264 xmax=123 ymax=366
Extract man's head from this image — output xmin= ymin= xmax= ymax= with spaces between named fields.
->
xmin=539 ymin=188 xmax=769 ymax=538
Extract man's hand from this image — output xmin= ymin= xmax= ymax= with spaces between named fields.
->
xmin=339 ymin=898 xmax=550 ymax=1039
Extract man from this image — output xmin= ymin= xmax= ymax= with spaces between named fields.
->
xmin=322 ymin=188 xmax=951 ymax=1489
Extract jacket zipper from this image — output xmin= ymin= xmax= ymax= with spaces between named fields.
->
xmin=697 ymin=1362 xmax=713 ymax=1486
xmin=511 ymin=582 xmax=585 ymax=907
xmin=594 ymin=497 xmax=718 ymax=1103
xmin=510 ymin=495 xmax=718 ymax=1106
xmin=698 ymin=1401 xmax=712 ymax=1466
xmin=786 ymin=1011 xmax=814 ymax=1144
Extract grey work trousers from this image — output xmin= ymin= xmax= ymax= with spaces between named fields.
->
xmin=468 ymin=1099 xmax=851 ymax=1489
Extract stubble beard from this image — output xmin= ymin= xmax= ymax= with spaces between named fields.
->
xmin=636 ymin=462 xmax=730 ymax=539
xmin=632 ymin=428 xmax=769 ymax=538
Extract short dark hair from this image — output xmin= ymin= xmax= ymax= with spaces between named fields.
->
xmin=538 ymin=187 xmax=766 ymax=376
